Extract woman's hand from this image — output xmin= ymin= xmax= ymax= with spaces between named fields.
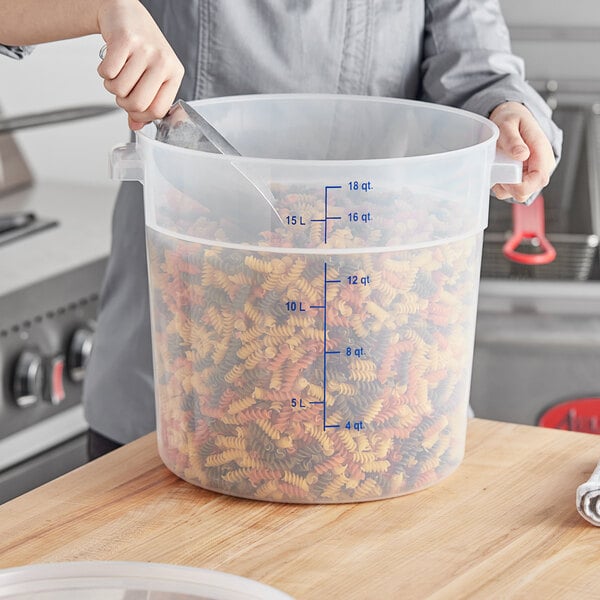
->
xmin=489 ymin=101 xmax=555 ymax=203
xmin=97 ymin=0 xmax=184 ymax=130
xmin=0 ymin=0 xmax=183 ymax=130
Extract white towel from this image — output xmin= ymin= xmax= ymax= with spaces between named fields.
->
xmin=577 ymin=460 xmax=600 ymax=526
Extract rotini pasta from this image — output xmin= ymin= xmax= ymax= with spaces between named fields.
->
xmin=149 ymin=185 xmax=480 ymax=503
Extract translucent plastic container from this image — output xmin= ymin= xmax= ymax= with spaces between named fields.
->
xmin=112 ymin=94 xmax=520 ymax=503
xmin=0 ymin=561 xmax=292 ymax=599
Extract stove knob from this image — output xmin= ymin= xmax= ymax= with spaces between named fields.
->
xmin=67 ymin=326 xmax=94 ymax=382
xmin=13 ymin=350 xmax=45 ymax=407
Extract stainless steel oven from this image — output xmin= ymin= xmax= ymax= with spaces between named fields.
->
xmin=0 ymin=107 xmax=116 ymax=503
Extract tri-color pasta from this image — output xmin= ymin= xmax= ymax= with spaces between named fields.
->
xmin=148 ymin=185 xmax=481 ymax=503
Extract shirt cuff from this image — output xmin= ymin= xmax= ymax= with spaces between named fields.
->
xmin=0 ymin=45 xmax=35 ymax=60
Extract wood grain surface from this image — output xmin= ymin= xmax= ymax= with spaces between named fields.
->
xmin=0 ymin=418 xmax=599 ymax=599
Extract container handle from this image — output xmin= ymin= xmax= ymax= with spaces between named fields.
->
xmin=110 ymin=142 xmax=144 ymax=182
xmin=490 ymin=150 xmax=522 ymax=185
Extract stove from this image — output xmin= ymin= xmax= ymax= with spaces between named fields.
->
xmin=0 ymin=176 xmax=115 ymax=503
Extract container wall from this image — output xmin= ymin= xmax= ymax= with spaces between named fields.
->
xmin=149 ymin=228 xmax=483 ymax=502
xmin=141 ymin=96 xmax=492 ymax=502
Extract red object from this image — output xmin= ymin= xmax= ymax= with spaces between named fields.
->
xmin=502 ymin=195 xmax=557 ymax=265
xmin=50 ymin=356 xmax=66 ymax=405
xmin=538 ymin=398 xmax=600 ymax=434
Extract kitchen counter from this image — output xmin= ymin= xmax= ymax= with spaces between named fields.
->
xmin=0 ymin=418 xmax=599 ymax=598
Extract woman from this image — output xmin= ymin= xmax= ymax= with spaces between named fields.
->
xmin=1 ymin=0 xmax=562 ymax=458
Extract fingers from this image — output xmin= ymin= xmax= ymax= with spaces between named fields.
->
xmin=97 ymin=42 xmax=129 ymax=81
xmin=491 ymin=183 xmax=514 ymax=201
xmin=103 ymin=48 xmax=149 ymax=99
xmin=100 ymin=43 xmax=184 ymax=126
xmin=489 ymin=102 xmax=555 ymax=203
xmin=128 ymin=116 xmax=145 ymax=131
xmin=519 ymin=118 xmax=554 ymax=189
xmin=125 ymin=76 xmax=182 ymax=126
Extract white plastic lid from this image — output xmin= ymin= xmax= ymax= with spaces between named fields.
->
xmin=0 ymin=562 xmax=294 ymax=600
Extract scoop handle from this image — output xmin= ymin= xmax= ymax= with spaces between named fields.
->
xmin=502 ymin=195 xmax=557 ymax=265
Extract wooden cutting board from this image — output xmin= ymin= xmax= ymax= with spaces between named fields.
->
xmin=0 ymin=418 xmax=599 ymax=599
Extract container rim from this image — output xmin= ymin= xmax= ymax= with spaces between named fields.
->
xmin=138 ymin=93 xmax=500 ymax=166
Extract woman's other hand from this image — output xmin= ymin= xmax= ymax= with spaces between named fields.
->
xmin=489 ymin=101 xmax=556 ymax=203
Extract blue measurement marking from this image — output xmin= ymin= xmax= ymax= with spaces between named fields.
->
xmin=322 ymin=261 xmax=328 ymax=430
xmin=310 ymin=185 xmax=342 ymax=244
xmin=305 ymin=187 xmax=345 ymax=430
xmin=322 ymin=261 xmax=340 ymax=430
xmin=311 ymin=275 xmax=340 ymax=310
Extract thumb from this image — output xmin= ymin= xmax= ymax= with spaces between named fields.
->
xmin=128 ymin=116 xmax=146 ymax=131
xmin=497 ymin=118 xmax=531 ymax=162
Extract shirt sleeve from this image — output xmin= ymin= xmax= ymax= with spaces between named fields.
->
xmin=0 ymin=45 xmax=34 ymax=60
xmin=421 ymin=0 xmax=563 ymax=161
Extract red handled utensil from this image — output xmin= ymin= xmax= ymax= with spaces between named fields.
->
xmin=502 ymin=194 xmax=556 ymax=265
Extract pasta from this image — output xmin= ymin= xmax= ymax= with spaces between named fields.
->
xmin=149 ymin=185 xmax=480 ymax=503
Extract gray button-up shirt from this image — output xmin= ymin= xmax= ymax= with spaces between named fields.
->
xmin=2 ymin=0 xmax=562 ymax=443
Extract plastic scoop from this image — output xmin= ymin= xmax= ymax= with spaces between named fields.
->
xmin=155 ymin=100 xmax=239 ymax=153
xmin=155 ymin=100 xmax=283 ymax=224
xmin=502 ymin=194 xmax=556 ymax=265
